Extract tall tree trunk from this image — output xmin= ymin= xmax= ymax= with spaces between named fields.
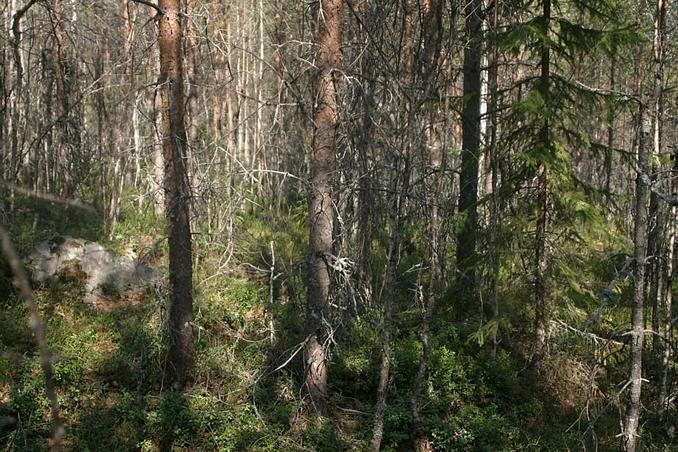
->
xmin=648 ymin=185 xmax=665 ymax=353
xmin=157 ymin=0 xmax=194 ymax=387
xmin=533 ymin=0 xmax=551 ymax=360
xmin=457 ymin=0 xmax=482 ymax=300
xmin=304 ymin=0 xmax=343 ymax=413
xmin=51 ymin=0 xmax=81 ymax=197
xmin=412 ymin=124 xmax=443 ymax=452
xmin=621 ymin=42 xmax=652 ymax=452
xmin=371 ymin=2 xmax=414 ymax=447
xmin=653 ymin=0 xmax=670 ymax=417
xmin=658 ymin=204 xmax=675 ymax=416
xmin=411 ymin=1 xmax=443 ymax=448
xmin=371 ymin=152 xmax=408 ymax=451
xmin=487 ymin=0 xmax=501 ymax=358
xmin=147 ymin=4 xmax=165 ymax=217
xmin=650 ymin=0 xmax=668 ymax=354
xmin=605 ymin=56 xmax=615 ymax=199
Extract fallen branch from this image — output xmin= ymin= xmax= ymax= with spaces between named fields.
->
xmin=0 ymin=181 xmax=96 ymax=213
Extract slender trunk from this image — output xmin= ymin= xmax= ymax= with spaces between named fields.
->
xmin=620 ymin=41 xmax=652 ymax=452
xmin=185 ymin=0 xmax=199 ymax=197
xmin=457 ymin=0 xmax=482 ymax=300
xmin=487 ymin=0 xmax=501 ymax=358
xmin=412 ymin=126 xmax=443 ymax=452
xmin=133 ymin=92 xmax=143 ymax=209
xmin=650 ymin=0 xmax=668 ymax=354
xmin=658 ymin=206 xmax=675 ymax=416
xmin=648 ymin=194 xmax=664 ymax=353
xmin=148 ymin=5 xmax=165 ymax=217
xmin=533 ymin=0 xmax=551 ymax=360
xmin=304 ymin=0 xmax=343 ymax=413
xmin=411 ymin=1 xmax=442 ymax=448
xmin=9 ymin=0 xmax=27 ymax=184
xmin=51 ymin=0 xmax=81 ymax=197
xmin=157 ymin=0 xmax=194 ymax=386
xmin=605 ymin=56 xmax=615 ymax=196
xmin=652 ymin=0 xmax=670 ymax=418
xmin=371 ymin=3 xmax=414 ymax=447
xmin=356 ymin=1 xmax=376 ymax=305
xmin=371 ymin=154 xmax=408 ymax=451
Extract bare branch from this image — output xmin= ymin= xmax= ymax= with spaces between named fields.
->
xmin=130 ymin=0 xmax=164 ymax=17
xmin=12 ymin=0 xmax=41 ymax=35
xmin=0 ymin=225 xmax=63 ymax=450
xmin=0 ymin=182 xmax=97 ymax=213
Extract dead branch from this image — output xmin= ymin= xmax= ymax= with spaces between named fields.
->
xmin=0 ymin=181 xmax=97 ymax=213
xmin=0 ymin=224 xmax=63 ymax=450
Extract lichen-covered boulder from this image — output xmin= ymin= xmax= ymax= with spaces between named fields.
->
xmin=24 ymin=236 xmax=160 ymax=301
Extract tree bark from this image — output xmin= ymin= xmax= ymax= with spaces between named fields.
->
xmin=50 ymin=0 xmax=82 ymax=197
xmin=157 ymin=0 xmax=194 ymax=387
xmin=487 ymin=0 xmax=501 ymax=359
xmin=410 ymin=1 xmax=443 ymax=449
xmin=457 ymin=0 xmax=483 ymax=300
xmin=371 ymin=152 xmax=408 ymax=451
xmin=658 ymin=204 xmax=674 ymax=416
xmin=304 ymin=0 xmax=343 ymax=413
xmin=533 ymin=0 xmax=551 ymax=361
xmin=371 ymin=3 xmax=414 ymax=447
xmin=620 ymin=41 xmax=652 ymax=452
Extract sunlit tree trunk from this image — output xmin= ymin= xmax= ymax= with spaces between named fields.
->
xmin=621 ymin=39 xmax=652 ymax=452
xmin=157 ymin=0 xmax=194 ymax=386
xmin=304 ymin=0 xmax=344 ymax=413
xmin=146 ymin=4 xmax=165 ymax=217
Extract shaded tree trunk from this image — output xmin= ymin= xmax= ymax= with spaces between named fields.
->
xmin=411 ymin=1 xmax=443 ymax=449
xmin=487 ymin=0 xmax=501 ymax=358
xmin=533 ymin=0 xmax=551 ymax=360
xmin=157 ymin=0 xmax=194 ymax=387
xmin=371 ymin=2 xmax=414 ymax=447
xmin=371 ymin=152 xmax=408 ymax=451
xmin=50 ymin=0 xmax=82 ymax=197
xmin=457 ymin=0 xmax=483 ymax=300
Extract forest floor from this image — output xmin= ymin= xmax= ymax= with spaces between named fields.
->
xmin=0 ymin=193 xmax=673 ymax=451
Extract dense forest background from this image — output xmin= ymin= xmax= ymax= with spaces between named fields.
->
xmin=0 ymin=0 xmax=676 ymax=450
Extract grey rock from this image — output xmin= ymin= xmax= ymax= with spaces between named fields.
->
xmin=24 ymin=236 xmax=160 ymax=301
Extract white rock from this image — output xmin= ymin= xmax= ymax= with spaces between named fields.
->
xmin=24 ymin=236 xmax=160 ymax=301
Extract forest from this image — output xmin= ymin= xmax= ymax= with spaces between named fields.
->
xmin=0 ymin=0 xmax=676 ymax=450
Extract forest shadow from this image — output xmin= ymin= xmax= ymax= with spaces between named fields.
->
xmin=0 ymin=189 xmax=104 ymax=449
xmin=65 ymin=296 xmax=201 ymax=451
xmin=0 ymin=188 xmax=102 ymax=251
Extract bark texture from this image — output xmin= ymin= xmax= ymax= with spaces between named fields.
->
xmin=533 ymin=0 xmax=551 ymax=360
xmin=304 ymin=0 xmax=344 ymax=412
xmin=620 ymin=46 xmax=651 ymax=452
xmin=158 ymin=0 xmax=194 ymax=387
xmin=457 ymin=0 xmax=483 ymax=299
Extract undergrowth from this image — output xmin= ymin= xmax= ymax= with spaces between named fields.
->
xmin=0 ymin=192 xmax=676 ymax=451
